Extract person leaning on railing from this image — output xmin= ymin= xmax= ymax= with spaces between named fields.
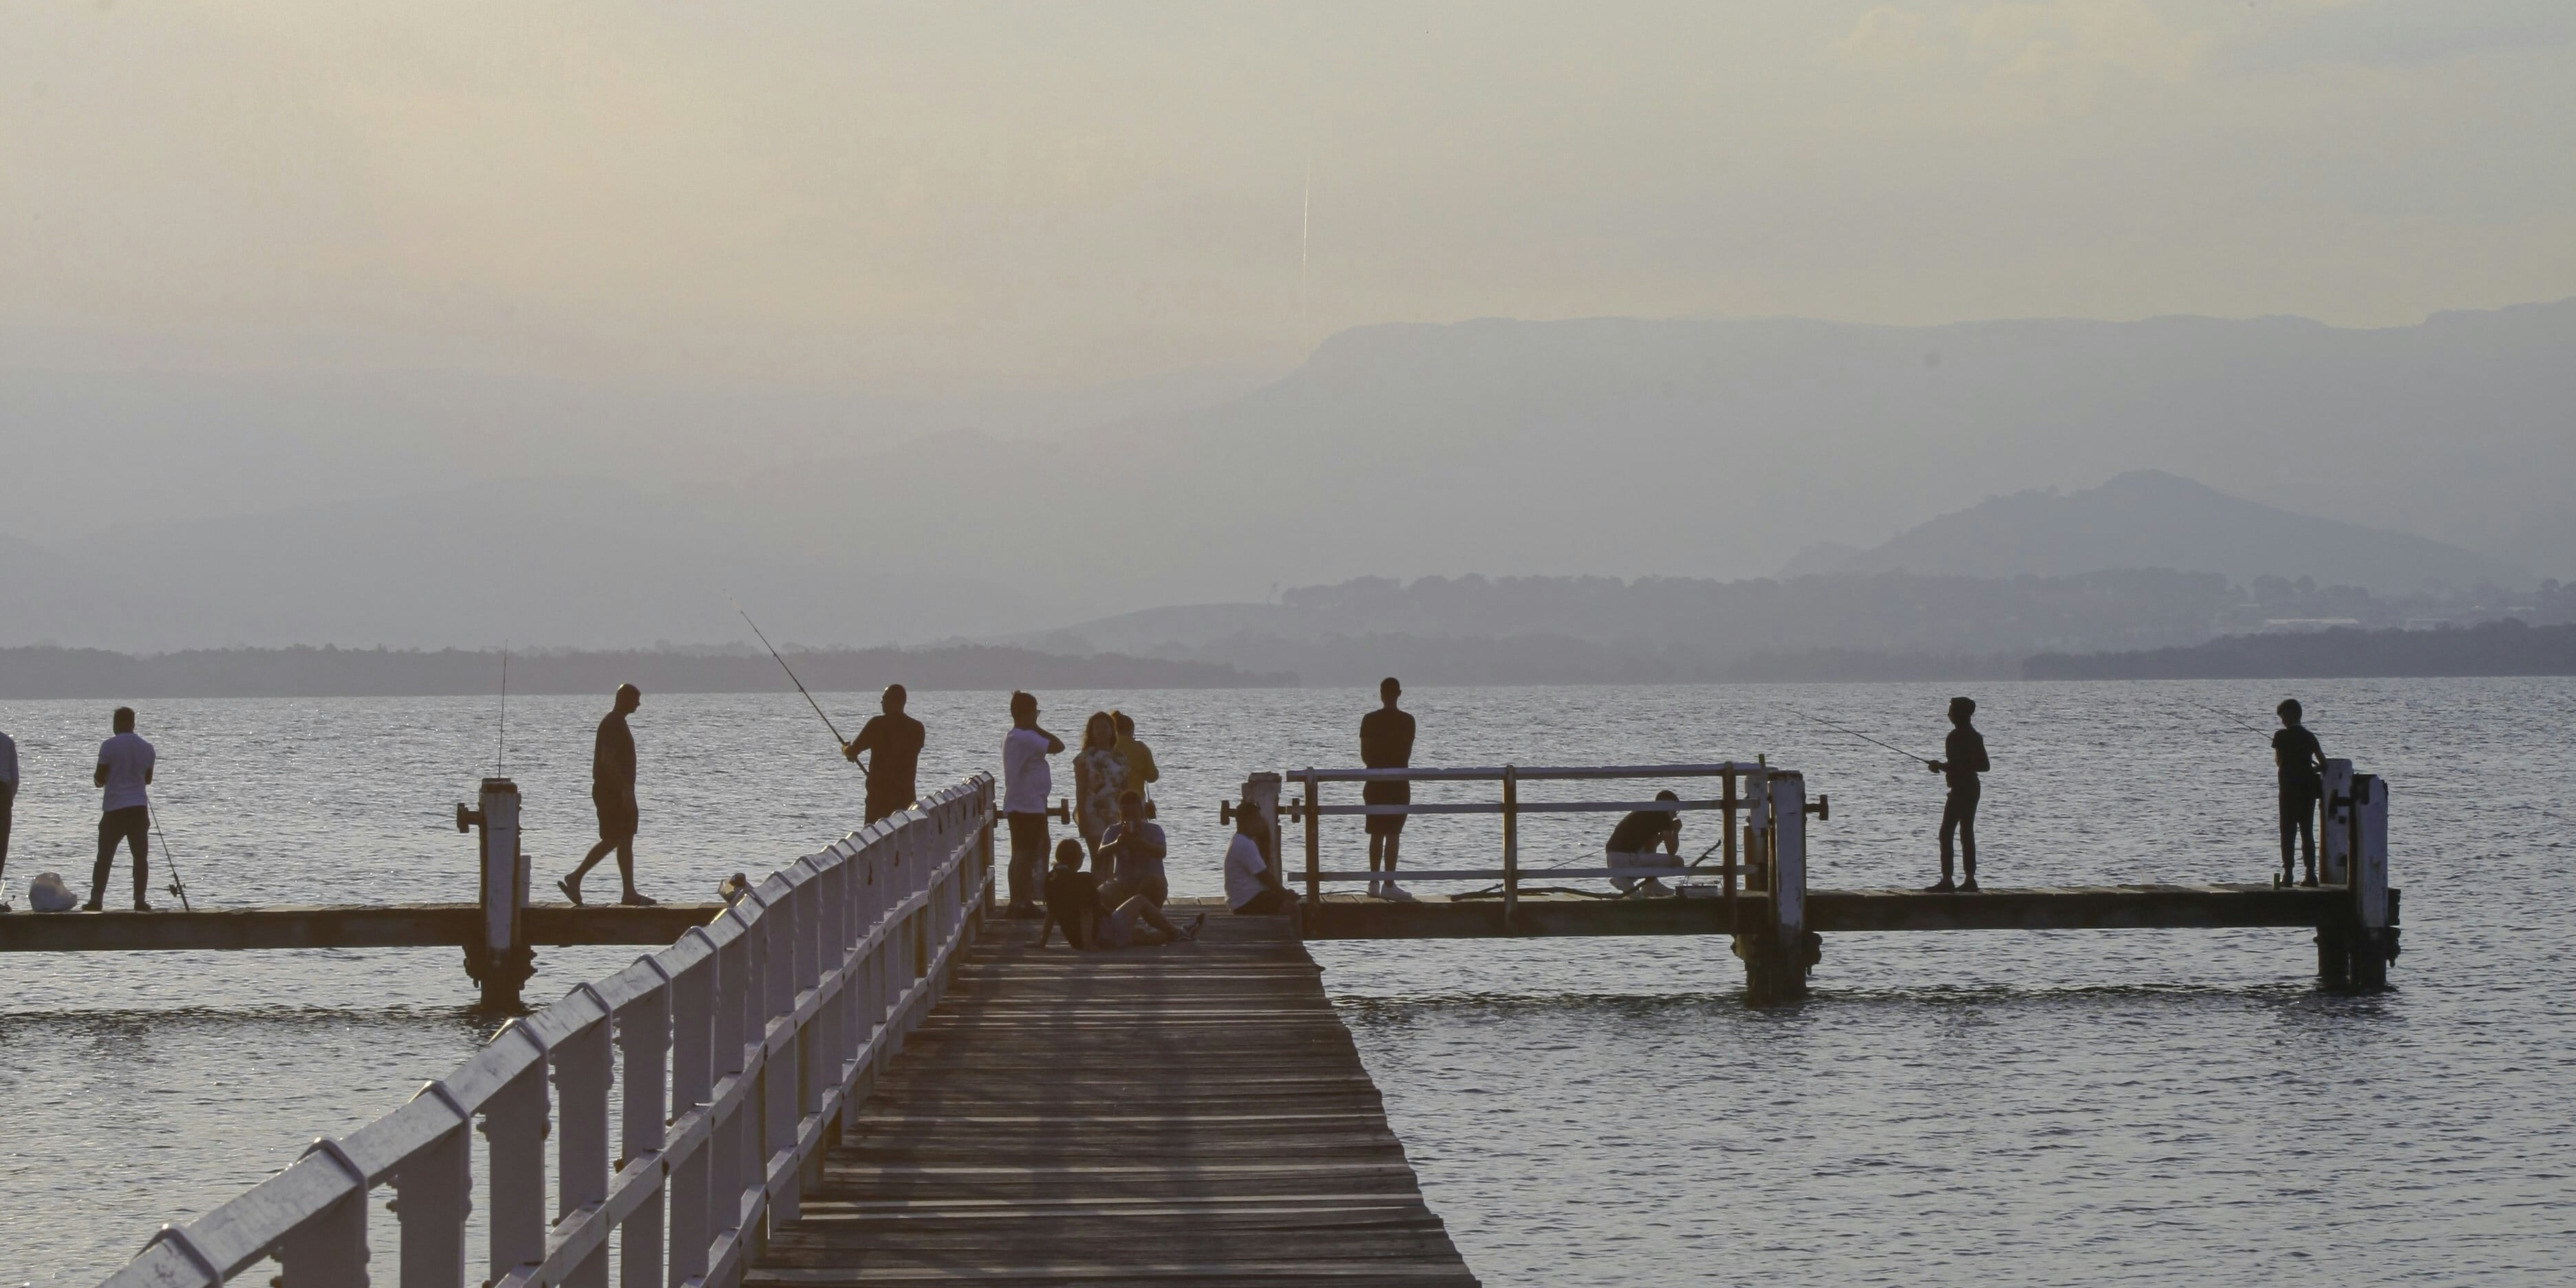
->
xmin=1225 ymin=797 xmax=1296 ymax=916
xmin=1604 ymin=789 xmax=1684 ymax=897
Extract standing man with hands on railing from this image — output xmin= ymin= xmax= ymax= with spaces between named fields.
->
xmin=1360 ymin=677 xmax=1417 ymax=899
xmin=1002 ymin=690 xmax=1064 ymax=919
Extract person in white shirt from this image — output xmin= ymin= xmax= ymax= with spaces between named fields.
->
xmin=1000 ymin=691 xmax=1064 ymax=918
xmin=1225 ymin=797 xmax=1295 ymax=916
xmin=90 ymin=707 xmax=158 ymax=912
xmin=0 ymin=724 xmax=18 ymax=910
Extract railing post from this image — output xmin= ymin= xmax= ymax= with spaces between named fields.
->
xmin=1303 ymin=769 xmax=1321 ymax=905
xmin=1770 ymin=771 xmax=1811 ymax=1002
xmin=389 ymin=1120 xmax=470 ymax=1288
xmin=555 ymin=1005 xmax=615 ymax=1288
xmin=619 ymin=980 xmax=671 ymax=1288
xmin=276 ymin=1145 xmax=369 ymax=1288
xmin=2350 ymin=773 xmax=2392 ymax=990
xmin=668 ymin=950 xmax=715 ymax=1288
xmin=482 ymin=1057 xmax=550 ymax=1285
xmin=1501 ymin=765 xmax=1520 ymax=932
xmin=1721 ymin=769 xmax=1738 ymax=901
xmin=2319 ymin=758 xmax=2354 ymax=886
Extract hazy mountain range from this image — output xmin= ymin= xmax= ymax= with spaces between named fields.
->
xmin=4 ymin=299 xmax=2570 ymax=652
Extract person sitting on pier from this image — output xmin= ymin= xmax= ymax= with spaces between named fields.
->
xmin=1073 ymin=711 xmax=1125 ymax=873
xmin=561 ymin=683 xmax=656 ymax=907
xmin=841 ymin=684 xmax=925 ymax=825
xmin=1042 ymin=837 xmax=1199 ymax=949
xmin=1002 ymin=691 xmax=1065 ymax=919
xmin=1925 ymin=696 xmax=1989 ymax=893
xmin=1099 ymin=788 xmax=1168 ymax=907
xmin=1605 ymin=789 xmax=1685 ymax=897
xmin=2274 ymin=698 xmax=2328 ymax=888
xmin=88 ymin=707 xmax=156 ymax=912
xmin=1226 ymin=796 xmax=1296 ymax=915
xmin=1360 ymin=676 xmax=1416 ymax=899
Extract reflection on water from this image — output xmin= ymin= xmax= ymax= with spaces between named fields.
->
xmin=2 ymin=679 xmax=2570 ymax=1285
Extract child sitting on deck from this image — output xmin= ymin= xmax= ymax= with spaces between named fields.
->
xmin=1040 ymin=838 xmax=1199 ymax=950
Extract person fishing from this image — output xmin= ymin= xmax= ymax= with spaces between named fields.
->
xmin=1924 ymin=696 xmax=1989 ymax=893
xmin=89 ymin=707 xmax=156 ymax=912
xmin=1604 ymin=788 xmax=1684 ymax=897
xmin=2273 ymin=698 xmax=2328 ymax=888
xmin=1002 ymin=691 xmax=1064 ymax=919
xmin=1360 ymin=676 xmax=1415 ymax=899
xmin=841 ymin=683 xmax=925 ymax=825
xmin=561 ymin=683 xmax=656 ymax=907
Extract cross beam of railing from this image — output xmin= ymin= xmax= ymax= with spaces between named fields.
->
xmin=103 ymin=773 xmax=998 ymax=1288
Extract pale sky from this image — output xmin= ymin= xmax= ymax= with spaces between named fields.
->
xmin=6 ymin=1 xmax=2572 ymax=393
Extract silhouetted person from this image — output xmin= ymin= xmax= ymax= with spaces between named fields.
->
xmin=0 ymin=724 xmax=17 ymax=910
xmin=842 ymin=683 xmax=926 ymax=824
xmin=1226 ymin=795 xmax=1295 ymax=915
xmin=1925 ymin=696 xmax=1988 ymax=892
xmin=1114 ymin=710 xmax=1159 ymax=815
xmin=1605 ymin=788 xmax=1684 ymax=897
xmin=1041 ymin=836 xmax=1197 ymax=949
xmin=1099 ymin=788 xmax=1168 ymax=908
xmin=1073 ymin=711 xmax=1124 ymax=872
xmin=1002 ymin=691 xmax=1064 ymax=918
xmin=561 ymin=683 xmax=654 ymax=907
xmin=89 ymin=707 xmax=155 ymax=912
xmin=1360 ymin=677 xmax=1416 ymax=899
xmin=2274 ymin=698 xmax=2328 ymax=888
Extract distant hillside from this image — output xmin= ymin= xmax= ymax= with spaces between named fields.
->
xmin=0 ymin=645 xmax=1288 ymax=700
xmin=2026 ymin=620 xmax=2576 ymax=680
xmin=1813 ymin=470 xmax=2526 ymax=592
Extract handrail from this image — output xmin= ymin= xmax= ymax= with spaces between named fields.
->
xmin=102 ymin=773 xmax=998 ymax=1288
xmin=1293 ymin=762 xmax=1763 ymax=783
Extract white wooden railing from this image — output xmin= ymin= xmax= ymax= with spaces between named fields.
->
xmin=103 ymin=774 xmax=996 ymax=1288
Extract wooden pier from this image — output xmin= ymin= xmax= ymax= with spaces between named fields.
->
xmin=0 ymin=902 xmax=720 ymax=954
xmin=749 ymin=903 xmax=1477 ymax=1287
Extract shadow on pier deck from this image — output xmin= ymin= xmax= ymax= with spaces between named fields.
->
xmin=749 ymin=900 xmax=1479 ymax=1288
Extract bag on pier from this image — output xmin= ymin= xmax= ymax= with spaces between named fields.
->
xmin=28 ymin=872 xmax=78 ymax=913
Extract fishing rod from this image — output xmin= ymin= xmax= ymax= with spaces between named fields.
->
xmin=735 ymin=602 xmax=859 ymax=767
xmin=149 ymin=805 xmax=193 ymax=912
xmin=2178 ymin=698 xmax=2271 ymax=736
xmin=1792 ymin=710 xmax=1934 ymax=766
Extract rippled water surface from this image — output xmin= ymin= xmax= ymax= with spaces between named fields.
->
xmin=1 ymin=680 xmax=2569 ymax=1285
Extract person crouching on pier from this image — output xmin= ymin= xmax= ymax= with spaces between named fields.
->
xmin=89 ymin=706 xmax=156 ymax=912
xmin=1925 ymin=696 xmax=1989 ymax=893
xmin=1002 ymin=691 xmax=1064 ymax=919
xmin=1099 ymin=788 xmax=1168 ymax=908
xmin=2273 ymin=698 xmax=2328 ymax=888
xmin=1042 ymin=838 xmax=1199 ymax=949
xmin=1226 ymin=797 xmax=1297 ymax=916
xmin=1605 ymin=790 xmax=1684 ymax=897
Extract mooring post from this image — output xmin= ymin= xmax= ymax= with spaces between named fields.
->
xmin=2350 ymin=773 xmax=2394 ymax=989
xmin=1768 ymin=771 xmax=1812 ymax=1002
xmin=2320 ymin=758 xmax=2354 ymax=886
xmin=1721 ymin=769 xmax=1738 ymax=900
xmin=1501 ymin=765 xmax=1521 ymax=932
xmin=457 ymin=777 xmax=534 ymax=1010
xmin=1736 ymin=766 xmax=1772 ymax=1001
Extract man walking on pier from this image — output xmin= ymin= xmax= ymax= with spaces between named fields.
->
xmin=1360 ymin=677 xmax=1416 ymax=899
xmin=88 ymin=707 xmax=156 ymax=912
xmin=843 ymin=684 xmax=926 ymax=824
xmin=561 ymin=683 xmax=655 ymax=907
xmin=1003 ymin=691 xmax=1064 ymax=918
xmin=1925 ymin=696 xmax=1989 ymax=893
xmin=2274 ymin=698 xmax=2328 ymax=888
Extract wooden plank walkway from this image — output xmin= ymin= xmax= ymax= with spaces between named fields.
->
xmin=749 ymin=899 xmax=1481 ymax=1287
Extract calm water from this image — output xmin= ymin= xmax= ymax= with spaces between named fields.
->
xmin=1 ymin=681 xmax=2569 ymax=1285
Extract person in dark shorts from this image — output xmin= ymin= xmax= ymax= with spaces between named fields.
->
xmin=1604 ymin=789 xmax=1684 ymax=897
xmin=1925 ymin=696 xmax=1989 ymax=892
xmin=2273 ymin=698 xmax=2328 ymax=888
xmin=1360 ymin=676 xmax=1416 ymax=899
xmin=89 ymin=707 xmax=157 ymax=912
xmin=843 ymin=684 xmax=927 ymax=824
xmin=1042 ymin=837 xmax=1197 ymax=949
xmin=1002 ymin=691 xmax=1065 ymax=918
xmin=561 ymin=683 xmax=654 ymax=907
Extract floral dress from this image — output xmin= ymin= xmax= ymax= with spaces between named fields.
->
xmin=1073 ymin=746 xmax=1126 ymax=857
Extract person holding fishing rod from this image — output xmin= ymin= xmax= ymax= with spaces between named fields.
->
xmin=841 ymin=685 xmax=925 ymax=825
xmin=2273 ymin=698 xmax=2328 ymax=888
xmin=87 ymin=707 xmax=158 ymax=912
xmin=1925 ymin=696 xmax=1990 ymax=893
xmin=560 ymin=683 xmax=656 ymax=908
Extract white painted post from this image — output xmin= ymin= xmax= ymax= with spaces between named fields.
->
xmin=555 ymin=1007 xmax=614 ymax=1288
xmin=618 ymin=983 xmax=669 ymax=1288
xmin=2320 ymin=758 xmax=2354 ymax=885
xmin=1771 ymin=772 xmax=1810 ymax=1000
xmin=709 ymin=929 xmax=751 ymax=1248
xmin=389 ymin=1123 xmax=470 ymax=1288
xmin=276 ymin=1144 xmax=370 ymax=1288
xmin=482 ymin=1058 xmax=550 ymax=1284
xmin=667 ymin=950 xmax=713 ymax=1288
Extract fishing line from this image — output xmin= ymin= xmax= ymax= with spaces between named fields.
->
xmin=2176 ymin=698 xmax=2271 ymax=737
xmin=733 ymin=599 xmax=859 ymax=766
xmin=149 ymin=805 xmax=193 ymax=912
xmin=1792 ymin=710 xmax=1933 ymax=766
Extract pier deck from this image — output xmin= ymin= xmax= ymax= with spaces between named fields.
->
xmin=749 ymin=900 xmax=1480 ymax=1288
